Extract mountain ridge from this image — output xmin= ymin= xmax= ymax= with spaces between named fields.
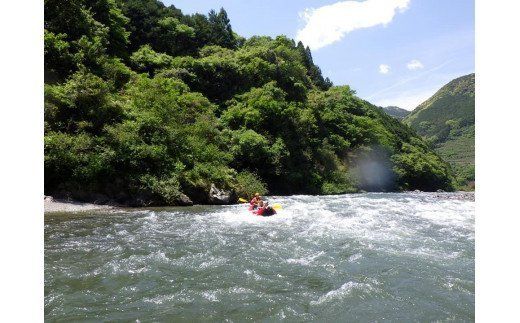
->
xmin=381 ymin=106 xmax=410 ymax=120
xmin=404 ymin=73 xmax=475 ymax=189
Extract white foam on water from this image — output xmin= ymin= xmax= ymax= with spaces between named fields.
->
xmin=143 ymin=294 xmax=176 ymax=305
xmin=310 ymin=281 xmax=375 ymax=305
xmin=140 ymin=211 xmax=158 ymax=223
xmin=229 ymin=287 xmax=254 ymax=295
xmin=348 ymin=253 xmax=363 ymax=262
xmin=442 ymin=276 xmax=473 ymax=295
xmin=413 ymin=201 xmax=474 ymax=228
xmin=286 ymin=251 xmax=325 ymax=266
xmin=199 ymin=256 xmax=226 ymax=269
xmin=45 ymin=192 xmax=474 ymax=321
xmin=202 ymin=291 xmax=218 ymax=302
xmin=199 ymin=195 xmax=472 ymax=265
xmin=290 ymin=194 xmax=471 ymax=255
xmin=244 ymin=269 xmax=262 ymax=281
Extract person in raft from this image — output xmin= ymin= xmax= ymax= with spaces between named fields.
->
xmin=249 ymin=193 xmax=262 ymax=211
xmin=256 ymin=201 xmax=276 ymax=217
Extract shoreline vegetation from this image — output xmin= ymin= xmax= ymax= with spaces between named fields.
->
xmin=45 ymin=0 xmax=459 ymax=207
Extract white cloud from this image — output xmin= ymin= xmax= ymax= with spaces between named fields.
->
xmin=379 ymin=64 xmax=390 ymax=74
xmin=367 ymin=59 xmax=453 ymax=99
xmin=296 ymin=0 xmax=411 ymax=50
xmin=407 ymin=59 xmax=424 ymax=70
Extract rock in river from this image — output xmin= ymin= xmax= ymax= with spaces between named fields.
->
xmin=208 ymin=184 xmax=234 ymax=205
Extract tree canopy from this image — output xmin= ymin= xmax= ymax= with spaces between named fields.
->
xmin=44 ymin=0 xmax=455 ymax=205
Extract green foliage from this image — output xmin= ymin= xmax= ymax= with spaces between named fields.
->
xmin=207 ymin=8 xmax=237 ymax=49
xmin=404 ymin=74 xmax=474 ymax=143
xmin=99 ymin=57 xmax=134 ymax=89
xmin=392 ymin=142 xmax=454 ymax=191
xmin=381 ymin=106 xmax=410 ymax=120
xmin=404 ymin=74 xmax=475 ymax=189
xmin=45 ymin=0 xmax=98 ymax=41
xmin=164 ymin=35 xmax=332 ymax=105
xmin=222 ymin=82 xmax=292 ymax=132
xmin=234 ymin=171 xmax=268 ymax=199
xmin=87 ymin=0 xmax=130 ymax=57
xmin=170 ymin=48 xmax=243 ymax=105
xmin=44 ymin=132 xmax=115 ymax=192
xmin=321 ymin=173 xmax=356 ymax=195
xmin=153 ymin=17 xmax=196 ymax=56
xmin=229 ymin=129 xmax=271 ymax=168
xmin=138 ymin=174 xmax=182 ymax=205
xmin=44 ymin=30 xmax=75 ymax=82
xmin=122 ymin=0 xmax=237 ymax=54
xmin=44 ymin=0 xmax=456 ymax=205
xmin=130 ymin=45 xmax=174 ymax=75
xmin=296 ymin=41 xmax=332 ymax=91
xmin=122 ymin=0 xmax=177 ymax=52
xmin=44 ymin=0 xmax=130 ymax=81
xmin=44 ymin=71 xmax=124 ymax=135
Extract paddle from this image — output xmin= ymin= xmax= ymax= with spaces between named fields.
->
xmin=272 ymin=203 xmax=283 ymax=211
xmin=238 ymin=197 xmax=248 ymax=203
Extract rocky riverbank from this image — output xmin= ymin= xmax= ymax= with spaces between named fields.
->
xmin=44 ymin=196 xmax=114 ymax=213
xmin=432 ymin=191 xmax=475 ymax=201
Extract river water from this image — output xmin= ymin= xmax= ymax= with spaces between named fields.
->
xmin=45 ymin=193 xmax=474 ymax=321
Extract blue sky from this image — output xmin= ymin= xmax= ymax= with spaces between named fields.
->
xmin=164 ymin=0 xmax=474 ymax=110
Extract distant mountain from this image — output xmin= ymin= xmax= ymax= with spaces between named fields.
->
xmin=404 ymin=73 xmax=475 ymax=189
xmin=381 ymin=106 xmax=410 ymax=120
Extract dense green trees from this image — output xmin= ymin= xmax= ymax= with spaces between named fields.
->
xmin=45 ymin=72 xmax=235 ymax=205
xmin=44 ymin=0 xmax=455 ymax=205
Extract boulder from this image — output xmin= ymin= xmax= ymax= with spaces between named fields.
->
xmin=44 ymin=195 xmax=54 ymax=202
xmin=178 ymin=193 xmax=193 ymax=206
xmin=208 ymin=184 xmax=233 ymax=205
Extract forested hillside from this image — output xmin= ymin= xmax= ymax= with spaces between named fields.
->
xmin=381 ymin=106 xmax=410 ymax=120
xmin=404 ymin=74 xmax=475 ymax=189
xmin=44 ymin=0 xmax=455 ymax=206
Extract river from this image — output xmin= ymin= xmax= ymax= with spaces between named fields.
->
xmin=45 ymin=192 xmax=474 ymax=321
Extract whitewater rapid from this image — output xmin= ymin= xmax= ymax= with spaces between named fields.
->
xmin=45 ymin=192 xmax=474 ymax=321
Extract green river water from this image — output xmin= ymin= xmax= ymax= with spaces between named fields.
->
xmin=45 ymin=192 xmax=474 ymax=321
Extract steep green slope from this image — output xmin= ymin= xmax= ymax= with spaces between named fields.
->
xmin=404 ymin=73 xmax=475 ymax=188
xmin=44 ymin=0 xmax=455 ymax=206
xmin=381 ymin=106 xmax=410 ymax=120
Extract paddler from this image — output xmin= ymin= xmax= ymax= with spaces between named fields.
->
xmin=256 ymin=201 xmax=276 ymax=216
xmin=249 ymin=193 xmax=262 ymax=210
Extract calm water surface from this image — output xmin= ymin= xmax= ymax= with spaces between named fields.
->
xmin=45 ymin=193 xmax=474 ymax=321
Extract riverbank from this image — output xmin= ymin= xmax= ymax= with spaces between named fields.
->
xmin=44 ymin=196 xmax=114 ymax=213
xmin=420 ymin=191 xmax=475 ymax=201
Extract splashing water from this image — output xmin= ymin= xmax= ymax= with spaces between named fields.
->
xmin=45 ymin=192 xmax=474 ymax=321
